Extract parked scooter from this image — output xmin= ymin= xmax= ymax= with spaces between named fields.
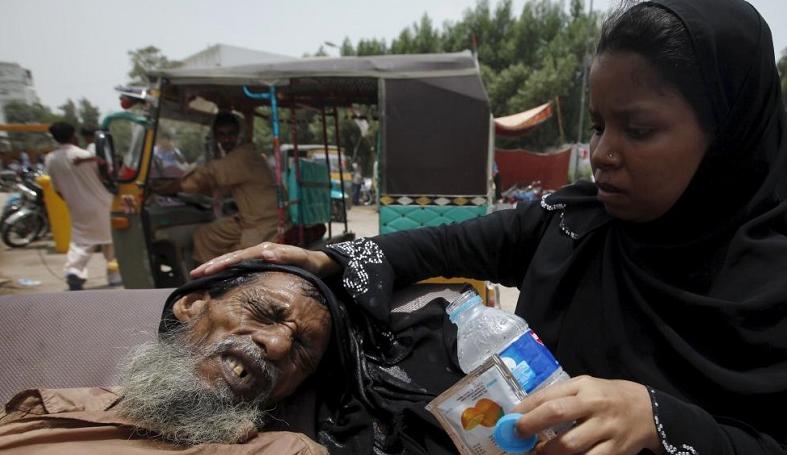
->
xmin=359 ymin=177 xmax=375 ymax=206
xmin=1 ymin=192 xmax=23 ymax=224
xmin=501 ymin=180 xmax=544 ymax=205
xmin=0 ymin=169 xmax=20 ymax=193
xmin=1 ymin=168 xmax=49 ymax=248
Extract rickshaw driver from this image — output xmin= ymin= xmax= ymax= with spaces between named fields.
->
xmin=153 ymin=112 xmax=282 ymax=264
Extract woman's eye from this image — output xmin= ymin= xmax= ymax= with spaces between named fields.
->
xmin=626 ymin=126 xmax=654 ymax=139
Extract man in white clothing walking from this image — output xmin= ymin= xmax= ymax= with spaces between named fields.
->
xmin=45 ymin=122 xmax=120 ymax=290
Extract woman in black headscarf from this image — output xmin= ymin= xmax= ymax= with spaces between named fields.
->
xmin=193 ymin=0 xmax=787 ymax=453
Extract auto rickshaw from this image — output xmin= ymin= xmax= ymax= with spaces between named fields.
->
xmin=95 ymin=78 xmax=357 ymax=288
xmin=96 ymin=52 xmax=495 ymax=299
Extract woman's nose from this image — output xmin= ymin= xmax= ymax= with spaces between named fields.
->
xmin=589 ymin=132 xmax=620 ymax=170
xmin=251 ymin=326 xmax=294 ymax=361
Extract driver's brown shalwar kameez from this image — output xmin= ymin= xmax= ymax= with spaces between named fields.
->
xmin=181 ymin=143 xmax=280 ymax=263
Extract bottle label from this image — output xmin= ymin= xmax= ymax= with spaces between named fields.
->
xmin=426 ymin=356 xmax=530 ymax=455
xmin=499 ymin=330 xmax=560 ymax=393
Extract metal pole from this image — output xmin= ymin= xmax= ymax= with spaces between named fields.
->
xmin=555 ymin=96 xmax=565 ymax=145
xmin=269 ymin=87 xmax=286 ymax=243
xmin=332 ymin=106 xmax=348 ymax=234
xmin=290 ymin=107 xmax=304 ymax=245
xmin=577 ymin=0 xmax=595 ymax=142
xmin=320 ymin=106 xmax=332 ymax=239
xmin=575 ymin=0 xmax=594 ymax=178
xmin=241 ymin=85 xmax=286 ymax=242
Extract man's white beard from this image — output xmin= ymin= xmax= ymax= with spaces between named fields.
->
xmin=116 ymin=335 xmax=277 ymax=446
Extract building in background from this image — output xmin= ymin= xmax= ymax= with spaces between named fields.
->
xmin=0 ymin=62 xmax=39 ymax=125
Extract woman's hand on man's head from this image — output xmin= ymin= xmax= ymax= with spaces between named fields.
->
xmin=190 ymin=242 xmax=340 ymax=278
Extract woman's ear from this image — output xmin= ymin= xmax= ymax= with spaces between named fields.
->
xmin=172 ymin=291 xmax=210 ymax=322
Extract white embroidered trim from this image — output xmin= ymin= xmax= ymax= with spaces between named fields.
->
xmin=558 ymin=212 xmax=579 ymax=240
xmin=648 ymin=387 xmax=698 ymax=455
xmin=327 ymin=238 xmax=385 ymax=298
xmin=541 ymin=194 xmax=578 ymax=239
xmin=540 ymin=193 xmax=566 ymax=211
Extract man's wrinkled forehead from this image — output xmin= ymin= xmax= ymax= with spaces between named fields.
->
xmin=161 ymin=264 xmax=332 ymax=335
xmin=238 ymin=272 xmax=321 ymax=300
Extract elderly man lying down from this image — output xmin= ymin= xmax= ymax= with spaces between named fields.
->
xmin=0 ymin=262 xmax=464 ymax=454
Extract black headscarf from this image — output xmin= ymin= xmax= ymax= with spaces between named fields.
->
xmin=159 ymin=261 xmax=462 ymax=454
xmin=537 ymin=0 xmax=787 ymax=446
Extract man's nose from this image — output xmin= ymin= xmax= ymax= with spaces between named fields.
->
xmin=251 ymin=326 xmax=294 ymax=361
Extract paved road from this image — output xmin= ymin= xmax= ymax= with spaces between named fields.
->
xmin=0 ymin=195 xmax=518 ymax=311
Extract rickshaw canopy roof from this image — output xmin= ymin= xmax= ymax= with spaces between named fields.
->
xmin=151 ymin=52 xmax=481 ymax=86
xmin=152 ymin=52 xmax=492 ymax=197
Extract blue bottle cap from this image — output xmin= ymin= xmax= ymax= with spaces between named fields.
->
xmin=493 ymin=413 xmax=538 ymax=454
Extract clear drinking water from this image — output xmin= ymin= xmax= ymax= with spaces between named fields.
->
xmin=447 ymin=290 xmax=570 ymax=394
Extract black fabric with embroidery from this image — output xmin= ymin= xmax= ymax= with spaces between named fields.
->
xmin=360 ymin=1 xmax=787 ymax=452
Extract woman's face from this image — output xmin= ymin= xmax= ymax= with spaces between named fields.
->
xmin=588 ymin=51 xmax=710 ymax=222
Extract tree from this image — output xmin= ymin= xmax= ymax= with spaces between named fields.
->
xmin=2 ymin=101 xmax=59 ymax=151
xmin=336 ymin=0 xmax=601 ymax=150
xmin=411 ymin=14 xmax=442 ymax=53
xmin=78 ymin=98 xmax=101 ymax=128
xmin=357 ymin=38 xmax=388 ymax=56
xmin=127 ymin=45 xmax=181 ymax=85
xmin=58 ymin=99 xmax=79 ymax=127
xmin=340 ymin=37 xmax=356 ymax=57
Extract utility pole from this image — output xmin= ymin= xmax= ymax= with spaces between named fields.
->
xmin=572 ymin=0 xmax=594 ymax=182
xmin=576 ymin=0 xmax=594 ymax=145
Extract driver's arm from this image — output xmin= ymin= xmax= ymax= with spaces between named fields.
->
xmin=149 ymin=178 xmax=182 ymax=195
xmin=178 ymin=164 xmax=218 ymax=195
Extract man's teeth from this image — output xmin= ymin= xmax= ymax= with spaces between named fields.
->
xmin=227 ymin=357 xmax=247 ymax=378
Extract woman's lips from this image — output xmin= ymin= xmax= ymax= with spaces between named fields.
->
xmin=596 ymin=181 xmax=625 ymax=203
xmin=596 ymin=181 xmax=623 ymax=193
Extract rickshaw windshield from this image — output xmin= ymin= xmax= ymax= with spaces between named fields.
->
xmin=115 ymin=123 xmax=147 ymax=182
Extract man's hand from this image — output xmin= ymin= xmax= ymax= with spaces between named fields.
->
xmin=73 ymin=156 xmax=99 ymax=166
xmin=149 ymin=179 xmax=182 ymax=196
xmin=512 ymin=376 xmax=661 ymax=455
xmin=190 ymin=242 xmax=340 ymax=278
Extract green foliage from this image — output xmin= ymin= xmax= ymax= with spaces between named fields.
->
xmin=127 ymin=45 xmax=182 ymax=85
xmin=3 ymin=101 xmax=59 ymax=124
xmin=2 ymin=102 xmax=59 ymax=151
xmin=78 ymin=98 xmax=101 ymax=128
xmin=340 ymin=38 xmax=356 ymax=57
xmin=329 ymin=0 xmax=601 ymax=151
xmin=58 ymin=99 xmax=79 ymax=127
xmin=357 ymin=38 xmax=388 ymax=56
xmin=2 ymin=98 xmax=103 ymax=151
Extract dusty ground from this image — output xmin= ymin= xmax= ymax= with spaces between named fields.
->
xmin=0 ymin=194 xmax=519 ymax=310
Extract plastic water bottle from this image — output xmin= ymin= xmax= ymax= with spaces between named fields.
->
xmin=447 ymin=290 xmax=570 ymax=395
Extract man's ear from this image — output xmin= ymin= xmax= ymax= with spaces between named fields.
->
xmin=172 ymin=291 xmax=210 ymax=322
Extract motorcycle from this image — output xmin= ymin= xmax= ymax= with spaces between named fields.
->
xmin=0 ymin=169 xmax=19 ymax=193
xmin=501 ymin=180 xmax=544 ymax=206
xmin=359 ymin=177 xmax=375 ymax=206
xmin=1 ymin=169 xmax=49 ymax=248
xmin=1 ymin=192 xmax=23 ymax=224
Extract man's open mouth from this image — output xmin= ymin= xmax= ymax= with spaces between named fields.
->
xmin=217 ymin=348 xmax=274 ymax=401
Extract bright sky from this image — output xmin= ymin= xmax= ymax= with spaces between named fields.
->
xmin=1 ymin=0 xmax=786 ymax=117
